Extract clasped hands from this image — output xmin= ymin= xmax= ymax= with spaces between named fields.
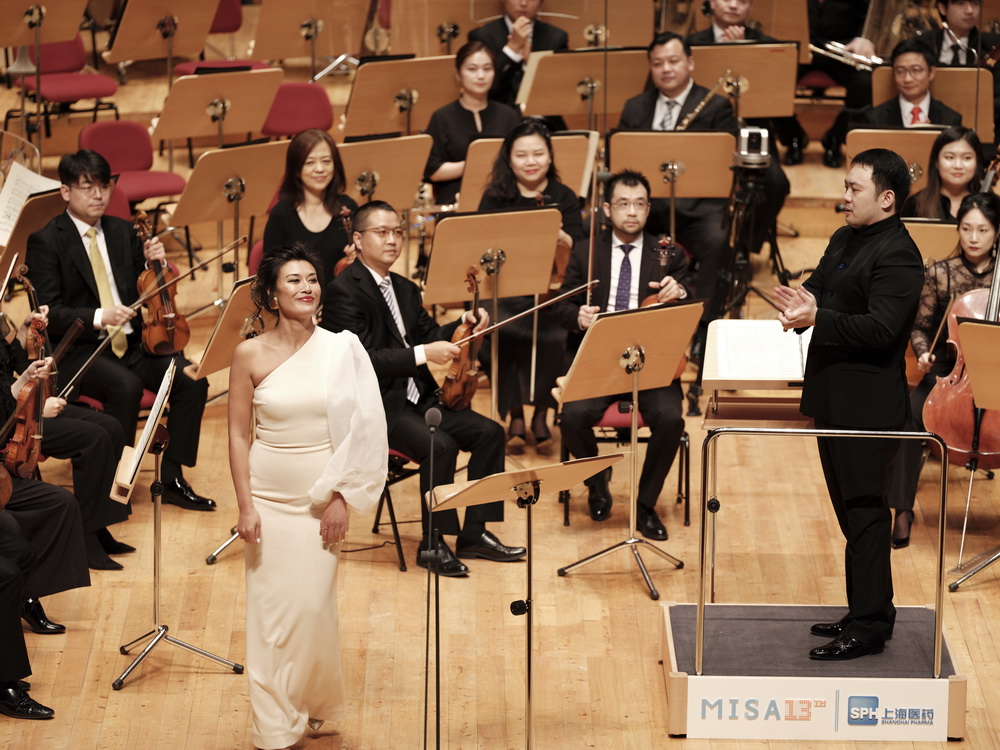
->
xmin=774 ymin=284 xmax=817 ymax=330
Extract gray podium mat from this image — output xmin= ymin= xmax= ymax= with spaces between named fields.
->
xmin=668 ymin=604 xmax=956 ymax=679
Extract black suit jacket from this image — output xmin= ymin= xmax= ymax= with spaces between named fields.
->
xmin=26 ymin=211 xmax=146 ymax=348
xmin=860 ymin=96 xmax=962 ymax=128
xmin=914 ymin=27 xmax=1000 ymax=66
xmin=468 ymin=17 xmax=569 ymax=105
xmin=687 ymin=26 xmax=776 ymax=46
xmin=553 ymin=231 xmax=691 ymax=352
xmin=321 ymin=260 xmax=459 ymax=431
xmin=617 ymin=84 xmax=738 ymax=134
xmin=799 ymin=215 xmax=923 ymax=429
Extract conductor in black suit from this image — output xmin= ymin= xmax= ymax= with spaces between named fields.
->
xmin=468 ymin=0 xmax=569 ymax=106
xmin=322 ymin=200 xmax=525 ymax=577
xmin=553 ymin=170 xmax=691 ymax=541
xmin=26 ymin=150 xmax=213 ymax=512
xmin=775 ymin=148 xmax=923 ymax=660
xmin=860 ymin=40 xmax=963 ymax=129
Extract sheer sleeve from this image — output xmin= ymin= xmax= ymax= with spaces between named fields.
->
xmin=308 ymin=331 xmax=388 ymax=514
xmin=909 ymin=261 xmax=943 ymax=359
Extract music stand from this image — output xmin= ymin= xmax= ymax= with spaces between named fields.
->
xmin=150 ymin=67 xmax=283 ymax=170
xmin=607 ymin=131 xmax=736 ymax=198
xmin=389 ymin=0 xmax=470 ymax=57
xmin=846 ymin=129 xmax=938 ymax=193
xmin=904 ymin=220 xmax=959 ymax=266
xmin=947 ymin=320 xmax=1000 ymax=592
xmin=541 ymin=1 xmax=654 ymax=49
xmin=252 ymin=0 xmax=368 ymax=80
xmin=517 ymin=49 xmax=649 ymax=132
xmin=690 ymin=43 xmax=799 ymax=119
xmin=342 ymin=56 xmax=457 ymax=138
xmin=871 ymin=66 xmax=994 ymax=143
xmin=169 ymin=140 xmax=287 ymax=298
xmin=422 ymin=208 xmax=562 ymax=419
xmin=102 ymin=0 xmax=216 ymax=86
xmin=429 ymin=454 xmax=624 ymax=750
xmin=111 ymin=361 xmax=244 ymax=689
xmin=557 ymin=301 xmax=704 ymax=600
xmin=0 ymin=187 xmax=63 ymax=289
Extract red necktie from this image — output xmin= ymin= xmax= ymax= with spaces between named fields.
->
xmin=910 ymin=106 xmax=923 ymax=126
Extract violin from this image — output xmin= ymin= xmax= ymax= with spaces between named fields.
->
xmin=333 ymin=205 xmax=356 ymax=278
xmin=135 ymin=210 xmax=190 ymax=356
xmin=922 ymin=250 xmax=1000 ymax=471
xmin=440 ymin=267 xmax=485 ymax=411
xmin=641 ymin=235 xmax=689 ymax=380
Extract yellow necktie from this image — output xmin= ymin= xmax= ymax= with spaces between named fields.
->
xmin=86 ymin=227 xmax=128 ymax=358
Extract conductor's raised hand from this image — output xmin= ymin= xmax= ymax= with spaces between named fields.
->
xmin=777 ymin=286 xmax=818 ymax=329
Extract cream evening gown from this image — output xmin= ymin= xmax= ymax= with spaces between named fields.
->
xmin=245 ymin=328 xmax=386 ymax=750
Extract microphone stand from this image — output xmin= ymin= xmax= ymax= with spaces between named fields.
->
xmin=420 ymin=406 xmax=442 ymax=750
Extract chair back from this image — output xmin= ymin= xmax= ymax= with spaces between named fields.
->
xmin=29 ymin=34 xmax=86 ymax=74
xmin=262 ymin=82 xmax=333 ymax=137
xmin=106 ymin=181 xmax=133 ymax=221
xmin=247 ymin=239 xmax=264 ymax=276
xmin=80 ymin=120 xmax=153 ymax=172
xmin=211 ymin=0 xmax=243 ymax=34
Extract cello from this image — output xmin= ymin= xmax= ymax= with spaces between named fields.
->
xmin=135 ymin=210 xmax=190 ymax=356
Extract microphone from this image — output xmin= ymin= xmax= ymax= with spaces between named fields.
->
xmin=425 ymin=406 xmax=442 ymax=432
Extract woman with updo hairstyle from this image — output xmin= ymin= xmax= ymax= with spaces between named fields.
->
xmin=887 ymin=192 xmax=998 ymax=549
xmin=901 ymin=126 xmax=986 ymax=222
xmin=423 ymin=40 xmax=522 ymax=205
xmin=229 ymin=241 xmax=386 ymax=750
xmin=263 ymin=129 xmax=358 ymax=290
xmin=478 ymin=119 xmax=584 ymax=447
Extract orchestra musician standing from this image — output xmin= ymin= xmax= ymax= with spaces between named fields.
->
xmin=322 ymin=201 xmax=525 ymax=577
xmin=553 ymin=170 xmax=691 ymax=540
xmin=775 ymin=148 xmax=923 ymax=660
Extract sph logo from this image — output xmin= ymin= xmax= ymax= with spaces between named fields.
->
xmin=848 ymin=696 xmax=879 ymax=726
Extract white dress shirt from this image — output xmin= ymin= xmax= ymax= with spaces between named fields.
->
xmin=899 ymin=92 xmax=931 ymax=128
xmin=67 ymin=211 xmax=134 ymax=334
xmin=653 ymin=79 xmax=694 ymax=131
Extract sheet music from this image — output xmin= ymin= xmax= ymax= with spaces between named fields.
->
xmin=128 ymin=360 xmax=176 ymax=483
xmin=715 ymin=320 xmax=811 ymax=381
xmin=0 ymin=162 xmax=60 ymax=248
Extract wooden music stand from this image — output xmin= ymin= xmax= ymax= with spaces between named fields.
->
xmin=252 ymin=0 xmax=368 ymax=79
xmin=845 ymin=129 xmax=938 ymax=193
xmin=423 ymin=207 xmax=561 ymax=418
xmin=557 ymin=301 xmax=703 ymax=600
xmin=751 ymin=0 xmax=811 ymax=64
xmin=338 ymin=134 xmax=433 ymax=210
xmin=608 ymin=132 xmax=736 ymax=199
xmin=342 ymin=56 xmax=457 ymax=138
xmin=541 ymin=1 xmax=656 ymax=49
xmin=517 ymin=49 xmax=649 ymax=132
xmin=0 ymin=189 xmax=64 ymax=292
xmin=0 ymin=1 xmax=85 ymax=46
xmin=457 ymin=137 xmax=503 ymax=212
xmin=904 ymin=220 xmax=959 ymax=266
xmin=429 ymin=454 xmax=624 ymax=750
xmin=390 ymin=0 xmax=471 ymax=57
xmin=871 ymin=66 xmax=994 ymax=143
xmin=689 ymin=43 xmax=799 ymax=119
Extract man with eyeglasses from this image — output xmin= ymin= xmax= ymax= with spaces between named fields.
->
xmin=26 ymin=150 xmax=213 ymax=513
xmin=859 ymin=39 xmax=962 ymax=129
xmin=322 ymin=200 xmax=526 ymax=577
xmin=552 ymin=170 xmax=691 ymax=540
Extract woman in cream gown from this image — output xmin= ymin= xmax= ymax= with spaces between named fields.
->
xmin=228 ymin=242 xmax=386 ymax=750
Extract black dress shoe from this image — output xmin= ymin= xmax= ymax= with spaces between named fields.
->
xmin=17 ymin=680 xmax=30 ymax=691
xmin=162 ymin=477 xmax=217 ymax=511
xmin=809 ymin=634 xmax=884 ymax=660
xmin=21 ymin=599 xmax=65 ymax=635
xmin=85 ymin=533 xmax=124 ymax=570
xmin=0 ymin=686 xmax=54 ymax=720
xmin=416 ymin=539 xmax=469 ymax=577
xmin=811 ymin=618 xmax=893 ymax=641
xmin=783 ymin=136 xmax=807 ymax=166
xmin=822 ymin=138 xmax=843 ymax=168
xmin=96 ymin=527 xmax=136 ymax=555
xmin=891 ymin=509 xmax=914 ymax=549
xmin=637 ymin=507 xmax=668 ymax=541
xmin=456 ymin=530 xmax=526 ymax=562
xmin=587 ymin=482 xmax=613 ymax=521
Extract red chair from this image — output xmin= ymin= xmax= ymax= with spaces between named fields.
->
xmin=104 ymin=180 xmax=132 ymax=221
xmin=80 ymin=120 xmax=186 ymax=206
xmin=19 ymin=34 xmax=119 ymax=137
xmin=261 ymin=83 xmax=333 ymax=139
xmin=172 ymin=0 xmax=270 ymax=75
xmin=247 ymin=240 xmax=264 ymax=276
xmin=557 ymin=401 xmax=690 ymax=527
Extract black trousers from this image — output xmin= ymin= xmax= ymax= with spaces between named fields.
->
xmin=41 ymin=404 xmax=128 ymax=533
xmin=815 ymin=420 xmax=897 ymax=644
xmin=387 ymin=400 xmax=505 ymax=538
xmin=62 ymin=340 xmax=207 ymax=470
xmin=1 ymin=477 xmax=90 ymax=600
xmin=560 ymin=382 xmax=684 ymax=510
xmin=0 ymin=527 xmax=34 ymax=682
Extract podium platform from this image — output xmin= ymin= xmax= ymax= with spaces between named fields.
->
xmin=659 ymin=603 xmax=966 ymax=741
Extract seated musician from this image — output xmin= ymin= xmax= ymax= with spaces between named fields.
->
xmin=901 ymin=126 xmax=985 ymax=222
xmin=552 ymin=170 xmax=691 ymax=541
xmin=26 ymin=150 xmax=213 ymax=512
xmin=321 ymin=200 xmax=525 ymax=577
xmin=888 ymin=192 xmax=998 ymax=548
xmin=859 ymin=39 xmax=962 ymax=129
xmin=5 ymin=309 xmax=131 ymax=571
xmin=617 ymin=31 xmax=735 ymax=361
xmin=467 ymin=0 xmax=569 ymax=107
xmin=687 ymin=0 xmax=810 ymax=165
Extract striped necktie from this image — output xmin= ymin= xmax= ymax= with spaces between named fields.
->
xmin=660 ymin=100 xmax=678 ymax=131
xmin=378 ymin=277 xmax=420 ymax=404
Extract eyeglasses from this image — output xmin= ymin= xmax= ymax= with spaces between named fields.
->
xmin=358 ymin=226 xmax=404 ymax=240
xmin=70 ymin=182 xmax=111 ymax=196
xmin=893 ymin=66 xmax=928 ymax=78
xmin=609 ymin=200 xmax=650 ymax=211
